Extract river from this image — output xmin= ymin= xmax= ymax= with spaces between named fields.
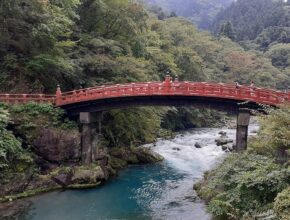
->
xmin=4 ymin=126 xmax=258 ymax=220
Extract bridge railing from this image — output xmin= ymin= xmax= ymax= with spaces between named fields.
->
xmin=0 ymin=94 xmax=55 ymax=104
xmin=55 ymin=82 xmax=290 ymax=106
xmin=0 ymin=82 xmax=289 ymax=106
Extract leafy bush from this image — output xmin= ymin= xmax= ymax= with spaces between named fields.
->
xmin=195 ymin=153 xmax=290 ymax=219
xmin=102 ymin=107 xmax=161 ymax=147
xmin=5 ymin=103 xmax=77 ymax=144
xmin=250 ymin=104 xmax=290 ymax=158
xmin=0 ymin=106 xmax=33 ymax=171
xmin=274 ymin=186 xmax=290 ymax=219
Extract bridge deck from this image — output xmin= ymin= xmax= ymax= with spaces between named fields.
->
xmin=0 ymin=81 xmax=289 ymax=107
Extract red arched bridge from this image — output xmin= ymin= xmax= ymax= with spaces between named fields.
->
xmin=1 ymin=77 xmax=289 ymax=164
xmin=0 ymin=78 xmax=289 ymax=110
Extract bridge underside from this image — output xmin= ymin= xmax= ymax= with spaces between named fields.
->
xmin=59 ymin=95 xmax=265 ymax=165
xmin=60 ymin=95 xmax=266 ymax=116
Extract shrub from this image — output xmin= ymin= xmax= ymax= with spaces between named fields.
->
xmin=195 ymin=153 xmax=290 ymax=219
xmin=274 ymin=187 xmax=290 ymax=219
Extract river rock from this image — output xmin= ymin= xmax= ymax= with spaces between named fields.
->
xmin=194 ymin=142 xmax=202 ymax=148
xmin=218 ymin=131 xmax=227 ymax=136
xmin=71 ymin=165 xmax=105 ymax=184
xmin=134 ymin=147 xmax=164 ymax=163
xmin=228 ymin=145 xmax=233 ymax=152
xmin=221 ymin=145 xmax=228 ymax=151
xmin=172 ymin=147 xmax=181 ymax=151
xmin=52 ymin=168 xmax=73 ymax=187
xmin=33 ymin=128 xmax=81 ymax=164
xmin=221 ymin=144 xmax=234 ymax=152
xmin=215 ymin=138 xmax=233 ymax=146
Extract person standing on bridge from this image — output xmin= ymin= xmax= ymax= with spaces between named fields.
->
xmin=235 ymin=81 xmax=241 ymax=89
xmin=250 ymin=81 xmax=255 ymax=96
xmin=250 ymin=81 xmax=255 ymax=88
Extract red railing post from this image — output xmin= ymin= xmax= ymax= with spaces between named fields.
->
xmin=55 ymin=85 xmax=62 ymax=106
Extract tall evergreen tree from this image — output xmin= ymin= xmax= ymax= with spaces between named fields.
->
xmin=219 ymin=21 xmax=235 ymax=40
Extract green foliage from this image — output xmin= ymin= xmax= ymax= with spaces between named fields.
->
xmin=195 ymin=153 xmax=290 ymax=219
xmin=102 ymin=107 xmax=161 ymax=147
xmin=213 ymin=0 xmax=287 ymax=41
xmin=144 ymin=0 xmax=233 ymax=29
xmin=250 ymin=105 xmax=290 ymax=157
xmin=0 ymin=0 xmax=80 ymax=93
xmin=219 ymin=21 xmax=235 ymax=41
xmin=255 ymin=27 xmax=290 ymax=51
xmin=274 ymin=187 xmax=290 ymax=219
xmin=8 ymin=103 xmax=77 ymax=143
xmin=0 ymin=106 xmax=33 ymax=171
xmin=265 ymin=44 xmax=290 ymax=69
xmin=161 ymin=107 xmax=224 ymax=131
xmin=195 ymin=105 xmax=290 ymax=219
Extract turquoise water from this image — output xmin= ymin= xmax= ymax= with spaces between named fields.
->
xmin=7 ymin=126 xmax=260 ymax=220
xmin=29 ymin=164 xmax=188 ymax=220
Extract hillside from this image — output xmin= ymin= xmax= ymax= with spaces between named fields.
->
xmin=211 ymin=0 xmax=290 ymax=89
xmin=143 ymin=0 xmax=234 ymax=29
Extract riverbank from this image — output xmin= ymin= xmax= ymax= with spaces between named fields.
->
xmin=0 ymin=146 xmax=164 ymax=203
xmin=194 ymin=152 xmax=290 ymax=220
xmin=194 ymin=106 xmax=290 ymax=220
xmin=1 ymin=127 xmax=233 ymax=220
xmin=0 ymin=103 xmax=168 ymax=204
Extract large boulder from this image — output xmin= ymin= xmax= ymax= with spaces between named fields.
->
xmin=50 ymin=165 xmax=106 ymax=188
xmin=51 ymin=167 xmax=73 ymax=187
xmin=109 ymin=147 xmax=163 ymax=167
xmin=71 ymin=165 xmax=105 ymax=184
xmin=33 ymin=128 xmax=81 ymax=164
xmin=134 ymin=147 xmax=164 ymax=164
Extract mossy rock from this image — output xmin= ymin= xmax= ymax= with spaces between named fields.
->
xmin=0 ymin=186 xmax=62 ymax=203
xmin=71 ymin=165 xmax=105 ymax=184
xmin=109 ymin=156 xmax=128 ymax=170
xmin=133 ymin=147 xmax=164 ymax=163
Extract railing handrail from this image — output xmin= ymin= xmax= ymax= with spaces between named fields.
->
xmin=0 ymin=81 xmax=289 ymax=107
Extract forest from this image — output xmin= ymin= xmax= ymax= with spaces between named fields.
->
xmin=144 ymin=0 xmax=234 ymax=29
xmin=0 ymin=0 xmax=290 ymax=219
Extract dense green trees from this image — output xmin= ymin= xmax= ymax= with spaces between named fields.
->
xmin=212 ymin=0 xmax=290 ymax=89
xmin=0 ymin=0 xmax=81 ymax=93
xmin=251 ymin=105 xmax=290 ymax=158
xmin=0 ymin=106 xmax=31 ymax=171
xmin=213 ymin=0 xmax=287 ymax=41
xmin=144 ymin=0 xmax=234 ymax=29
xmin=195 ymin=153 xmax=290 ymax=219
xmin=194 ymin=105 xmax=290 ymax=219
xmin=218 ymin=21 xmax=235 ymax=40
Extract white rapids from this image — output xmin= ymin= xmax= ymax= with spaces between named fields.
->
xmin=143 ymin=123 xmax=258 ymax=220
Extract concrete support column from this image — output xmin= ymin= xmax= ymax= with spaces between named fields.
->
xmin=235 ymin=108 xmax=251 ymax=152
xmin=80 ymin=112 xmax=98 ymax=165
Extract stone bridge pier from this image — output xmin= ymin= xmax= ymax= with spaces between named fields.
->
xmin=79 ymin=108 xmax=252 ymax=165
xmin=80 ymin=112 xmax=102 ymax=165
xmin=235 ymin=108 xmax=251 ymax=152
